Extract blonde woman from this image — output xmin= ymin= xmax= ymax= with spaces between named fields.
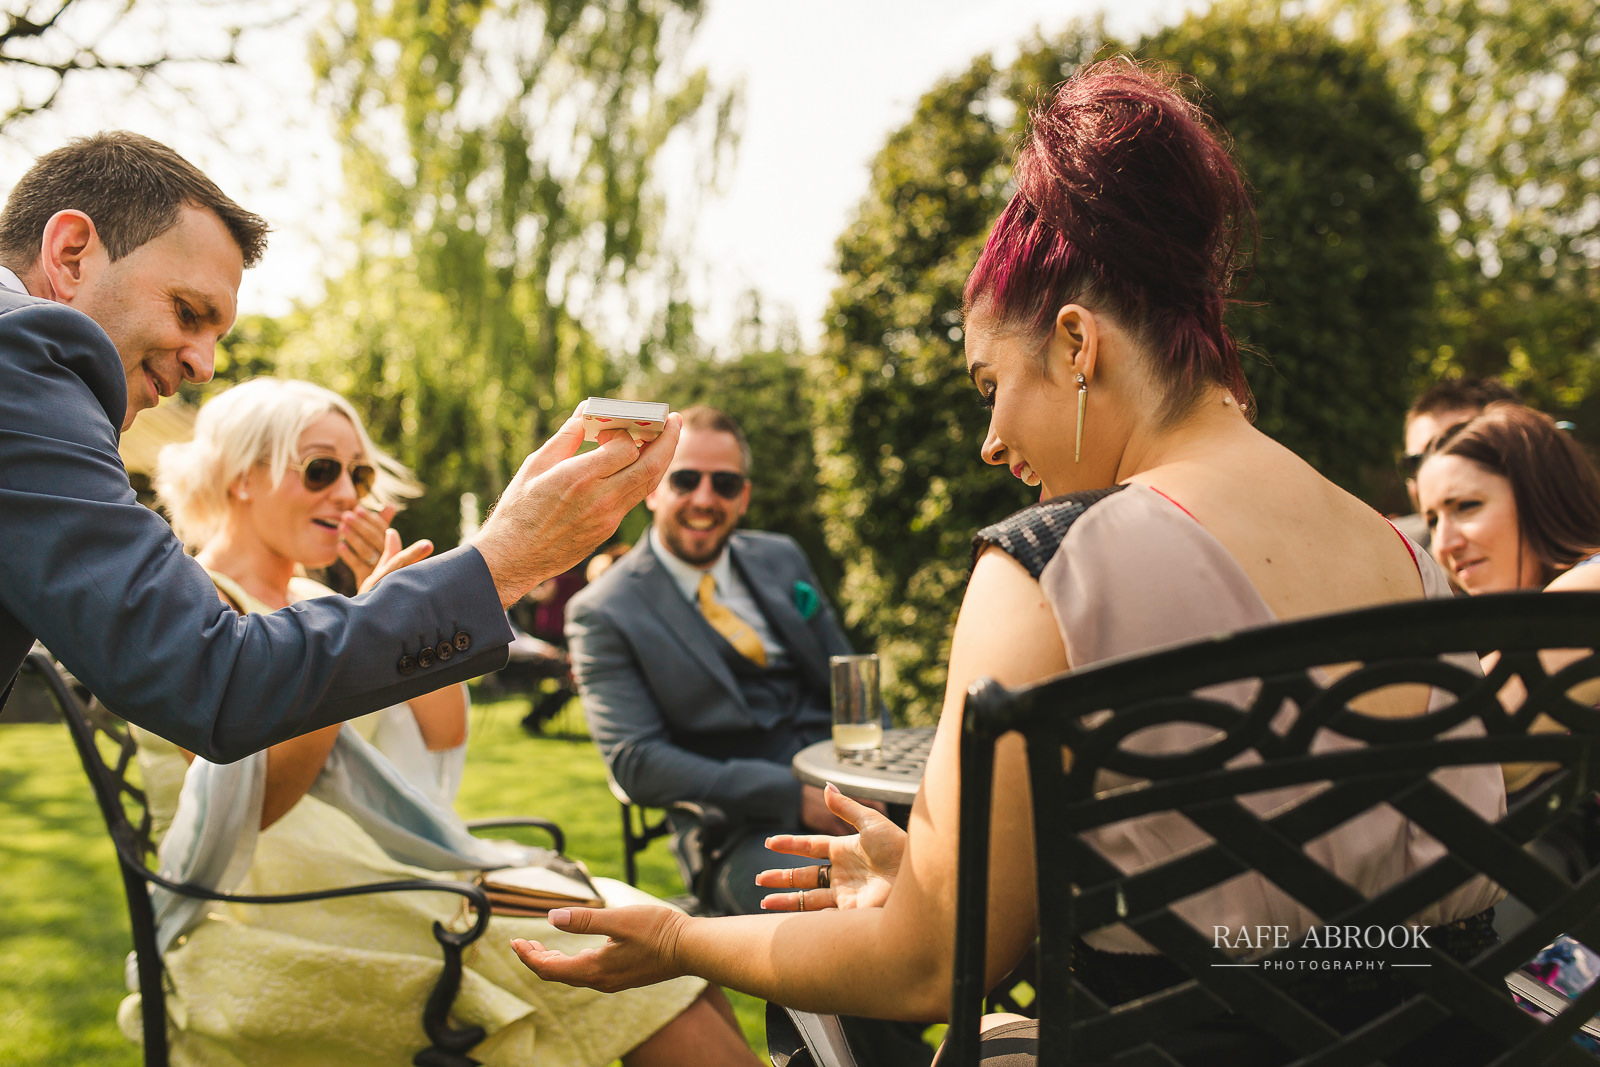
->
xmin=124 ymin=378 xmax=756 ymax=1067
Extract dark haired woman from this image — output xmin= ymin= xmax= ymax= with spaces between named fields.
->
xmin=1417 ymin=402 xmax=1600 ymax=600
xmin=507 ymin=60 xmax=1505 ymax=1063
xmin=1416 ymin=402 xmax=1600 ymax=942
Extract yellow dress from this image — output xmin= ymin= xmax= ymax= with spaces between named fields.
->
xmin=118 ymin=579 xmax=705 ymax=1067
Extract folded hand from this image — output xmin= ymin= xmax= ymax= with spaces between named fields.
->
xmin=339 ymin=503 xmax=398 ymax=588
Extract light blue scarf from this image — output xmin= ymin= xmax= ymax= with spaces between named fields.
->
xmin=151 ymin=720 xmax=531 ymax=952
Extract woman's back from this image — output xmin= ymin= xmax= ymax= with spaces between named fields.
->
xmin=976 ymin=462 xmax=1504 ymax=954
xmin=1134 ymin=409 xmax=1425 ymax=626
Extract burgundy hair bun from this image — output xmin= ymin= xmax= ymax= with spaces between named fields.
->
xmin=964 ymin=58 xmax=1256 ymax=419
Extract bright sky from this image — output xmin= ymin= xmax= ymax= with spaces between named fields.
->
xmin=0 ymin=0 xmax=1195 ymax=352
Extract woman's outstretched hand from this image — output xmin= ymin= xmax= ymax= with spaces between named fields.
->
xmin=356 ymin=527 xmax=435 ymax=595
xmin=511 ymin=905 xmax=689 ymax=993
xmin=756 ymin=783 xmax=907 ymax=913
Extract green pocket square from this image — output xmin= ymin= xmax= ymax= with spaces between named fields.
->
xmin=792 ymin=581 xmax=819 ymax=620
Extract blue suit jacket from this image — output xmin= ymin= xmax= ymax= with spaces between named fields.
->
xmin=0 ymin=289 xmax=511 ymax=761
xmin=565 ymin=531 xmax=853 ymax=826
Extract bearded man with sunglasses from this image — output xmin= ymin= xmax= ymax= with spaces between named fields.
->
xmin=0 ymin=132 xmax=676 ymax=760
xmin=567 ymin=405 xmax=876 ymax=916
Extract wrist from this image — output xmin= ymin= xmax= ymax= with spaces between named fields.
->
xmin=662 ymin=909 xmax=696 ymax=977
xmin=470 ymin=528 xmax=527 ymax=609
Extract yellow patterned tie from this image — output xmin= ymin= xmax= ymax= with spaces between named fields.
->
xmin=698 ymin=573 xmax=768 ymax=667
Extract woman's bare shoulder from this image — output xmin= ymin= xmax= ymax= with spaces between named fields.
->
xmin=1546 ymin=560 xmax=1600 ymax=593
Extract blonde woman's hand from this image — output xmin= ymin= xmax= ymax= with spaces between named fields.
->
xmin=510 ymin=905 xmax=690 ymax=993
xmin=356 ymin=527 xmax=435 ymax=595
xmin=339 ymin=503 xmax=399 ymax=588
xmin=756 ymin=783 xmax=906 ymax=913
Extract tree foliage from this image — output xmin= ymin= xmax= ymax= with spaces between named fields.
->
xmin=0 ymin=0 xmax=277 ymax=127
xmin=813 ymin=51 xmax=1063 ymax=722
xmin=1338 ymin=0 xmax=1600 ymax=424
xmin=1137 ymin=9 xmax=1441 ymax=495
xmin=644 ymin=345 xmax=840 ymax=600
xmin=815 ymin=13 xmax=1440 ymax=721
xmin=273 ymin=0 xmax=731 ymax=547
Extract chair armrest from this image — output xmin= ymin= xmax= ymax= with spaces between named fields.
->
xmin=666 ymin=801 xmax=729 ymax=850
xmin=134 ymin=863 xmax=493 ymax=943
xmin=465 ymin=816 xmax=565 ymax=855
xmin=767 ymin=1003 xmax=861 ymax=1067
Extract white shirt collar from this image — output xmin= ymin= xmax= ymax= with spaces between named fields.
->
xmin=649 ymin=526 xmax=736 ymax=605
xmin=0 ymin=265 xmax=29 ymax=296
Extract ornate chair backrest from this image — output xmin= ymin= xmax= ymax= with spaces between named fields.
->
xmin=949 ymin=592 xmax=1600 ymax=1066
xmin=24 ymin=653 xmax=158 ymax=863
xmin=21 ymin=651 xmax=170 ymax=1064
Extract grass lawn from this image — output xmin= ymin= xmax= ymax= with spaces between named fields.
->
xmin=0 ymin=690 xmax=770 ymax=1065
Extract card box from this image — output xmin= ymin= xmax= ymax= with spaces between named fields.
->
xmin=582 ymin=398 xmax=669 ymax=443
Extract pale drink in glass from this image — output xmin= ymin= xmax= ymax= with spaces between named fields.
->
xmin=830 ymin=653 xmax=882 ymax=761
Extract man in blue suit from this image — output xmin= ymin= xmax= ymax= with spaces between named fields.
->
xmin=566 ymin=406 xmax=878 ymax=914
xmin=0 ymin=131 xmax=677 ymax=760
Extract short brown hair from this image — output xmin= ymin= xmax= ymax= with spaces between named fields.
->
xmin=0 ymin=131 xmax=268 ymax=269
xmin=1406 ymin=377 xmax=1519 ymax=422
xmin=679 ymin=404 xmax=750 ymax=472
xmin=1426 ymin=403 xmax=1600 ymax=584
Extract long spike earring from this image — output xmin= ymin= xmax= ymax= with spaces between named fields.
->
xmin=1074 ymin=373 xmax=1088 ymax=463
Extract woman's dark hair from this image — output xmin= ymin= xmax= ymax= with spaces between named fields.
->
xmin=962 ymin=58 xmax=1257 ymax=422
xmin=1426 ymin=403 xmax=1600 ymax=584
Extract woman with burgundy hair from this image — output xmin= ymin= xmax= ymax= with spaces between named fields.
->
xmin=508 ymin=59 xmax=1504 ymax=1063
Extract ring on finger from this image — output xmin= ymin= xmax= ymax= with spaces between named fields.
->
xmin=817 ymin=866 xmax=831 ymax=890
xmin=798 ymin=892 xmax=806 ymax=913
xmin=788 ymin=868 xmax=796 ymax=889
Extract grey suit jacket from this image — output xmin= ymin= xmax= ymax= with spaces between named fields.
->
xmin=565 ymin=531 xmax=852 ymax=825
xmin=0 ymin=289 xmax=512 ymax=760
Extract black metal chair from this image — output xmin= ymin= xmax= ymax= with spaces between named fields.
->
xmin=948 ymin=591 xmax=1600 ymax=1066
xmin=19 ymin=650 xmax=561 ymax=1067
xmin=605 ymin=768 xmax=730 ymax=915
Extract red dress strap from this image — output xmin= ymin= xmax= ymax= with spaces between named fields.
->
xmin=1383 ymin=517 xmax=1422 ymax=576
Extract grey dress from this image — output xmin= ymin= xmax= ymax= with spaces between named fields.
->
xmin=975 ymin=482 xmax=1504 ymax=953
xmin=962 ymin=483 xmax=1507 ymax=1065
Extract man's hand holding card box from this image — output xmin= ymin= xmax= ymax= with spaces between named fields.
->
xmin=582 ymin=398 xmax=670 ymax=444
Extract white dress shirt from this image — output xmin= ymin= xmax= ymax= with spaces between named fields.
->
xmin=0 ymin=265 xmax=28 ymax=295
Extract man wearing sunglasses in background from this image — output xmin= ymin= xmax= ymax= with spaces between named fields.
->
xmin=0 ymin=132 xmax=677 ymax=760
xmin=1390 ymin=378 xmax=1521 ymax=550
xmin=566 ymin=405 xmax=877 ymax=916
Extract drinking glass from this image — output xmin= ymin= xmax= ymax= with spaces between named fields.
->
xmin=830 ymin=653 xmax=883 ymax=760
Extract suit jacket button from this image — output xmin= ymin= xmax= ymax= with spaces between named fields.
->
xmin=397 ymin=654 xmax=417 ymax=675
xmin=453 ymin=630 xmax=472 ymax=653
xmin=436 ymin=640 xmax=454 ymax=662
xmin=417 ymin=645 xmax=436 ymax=669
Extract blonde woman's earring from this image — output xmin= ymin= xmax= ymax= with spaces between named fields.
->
xmin=1075 ymin=373 xmax=1088 ymax=463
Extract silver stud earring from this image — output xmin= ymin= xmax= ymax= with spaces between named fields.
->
xmin=1075 ymin=373 xmax=1088 ymax=463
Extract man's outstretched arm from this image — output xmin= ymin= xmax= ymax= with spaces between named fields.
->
xmin=0 ymin=300 xmax=677 ymax=760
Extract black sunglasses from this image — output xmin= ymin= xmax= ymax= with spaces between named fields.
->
xmin=292 ymin=455 xmax=376 ymax=497
xmin=667 ymin=469 xmax=746 ymax=499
